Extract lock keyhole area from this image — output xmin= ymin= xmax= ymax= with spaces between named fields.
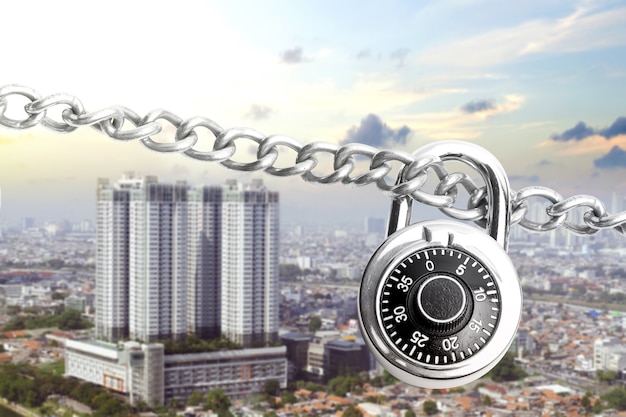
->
xmin=410 ymin=273 xmax=474 ymax=336
xmin=417 ymin=275 xmax=467 ymax=323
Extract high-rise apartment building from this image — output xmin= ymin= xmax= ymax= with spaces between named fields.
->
xmin=128 ymin=178 xmax=190 ymax=342
xmin=95 ymin=178 xmax=131 ymax=341
xmin=77 ymin=176 xmax=285 ymax=406
xmin=95 ymin=175 xmax=278 ymax=346
xmin=187 ymin=186 xmax=222 ymax=339
xmin=221 ymin=179 xmax=279 ymax=347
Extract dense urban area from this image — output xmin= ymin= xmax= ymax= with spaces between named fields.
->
xmin=0 ymin=211 xmax=625 ymax=417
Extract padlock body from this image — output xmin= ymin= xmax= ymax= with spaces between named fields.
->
xmin=359 ymin=219 xmax=522 ymax=388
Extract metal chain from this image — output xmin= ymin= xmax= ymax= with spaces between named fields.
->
xmin=1 ymin=84 xmax=624 ymax=235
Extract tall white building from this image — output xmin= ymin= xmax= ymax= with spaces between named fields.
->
xmin=187 ymin=186 xmax=223 ymax=339
xmin=95 ymin=175 xmax=279 ymax=346
xmin=221 ymin=179 xmax=279 ymax=347
xmin=129 ymin=178 xmax=190 ymax=343
xmin=95 ymin=178 xmax=131 ymax=341
xmin=97 ymin=174 xmax=191 ymax=343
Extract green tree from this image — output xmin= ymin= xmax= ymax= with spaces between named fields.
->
xmin=281 ymin=390 xmax=297 ymax=405
xmin=279 ymin=264 xmax=302 ymax=280
xmin=483 ymin=395 xmax=492 ymax=406
xmin=188 ymin=391 xmax=204 ymax=406
xmin=597 ymin=370 xmax=618 ymax=384
xmin=602 ymin=387 xmax=626 ymax=411
xmin=6 ymin=305 xmax=21 ymax=315
xmin=205 ymin=388 xmax=232 ymax=417
xmin=423 ymin=400 xmax=438 ymax=416
xmin=489 ymin=352 xmax=527 ymax=382
xmin=58 ymin=309 xmax=92 ymax=330
xmin=47 ymin=259 xmax=65 ymax=269
xmin=309 ymin=316 xmax=322 ymax=333
xmin=51 ymin=292 xmax=67 ymax=300
xmin=343 ymin=405 xmax=362 ymax=417
xmin=382 ymin=370 xmax=398 ymax=386
xmin=404 ymin=409 xmax=416 ymax=417
xmin=264 ymin=379 xmax=280 ymax=397
xmin=581 ymin=393 xmax=592 ymax=414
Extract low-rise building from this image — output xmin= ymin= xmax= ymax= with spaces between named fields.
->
xmin=65 ymin=339 xmax=287 ymax=407
xmin=164 ymin=347 xmax=287 ymax=403
xmin=594 ymin=337 xmax=626 ymax=371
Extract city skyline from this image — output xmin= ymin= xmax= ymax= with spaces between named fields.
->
xmin=2 ymin=1 xmax=626 ymax=227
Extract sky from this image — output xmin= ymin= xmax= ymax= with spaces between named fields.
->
xmin=1 ymin=0 xmax=626 ymax=226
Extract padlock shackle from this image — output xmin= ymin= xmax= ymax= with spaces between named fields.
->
xmin=388 ymin=141 xmax=512 ymax=250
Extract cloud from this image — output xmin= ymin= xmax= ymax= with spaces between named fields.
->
xmin=416 ymin=5 xmax=626 ymax=68
xmin=461 ymin=99 xmax=496 ymax=114
xmin=341 ymin=114 xmax=411 ymax=147
xmin=458 ymin=95 xmax=524 ymax=119
xmin=551 ymin=121 xmax=596 ymax=141
xmin=246 ymin=104 xmax=273 ymax=120
xmin=390 ymin=48 xmax=410 ymax=67
xmin=600 ymin=117 xmax=626 ymax=139
xmin=356 ymin=49 xmax=371 ymax=59
xmin=280 ymin=47 xmax=309 ymax=64
xmin=552 ymin=117 xmax=626 ymax=141
xmin=594 ymin=146 xmax=626 ymax=169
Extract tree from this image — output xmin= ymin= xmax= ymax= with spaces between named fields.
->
xmin=58 ymin=309 xmax=92 ymax=330
xmin=404 ymin=409 xmax=416 ymax=417
xmin=343 ymin=405 xmax=362 ymax=417
xmin=597 ymin=370 xmax=618 ymax=384
xmin=423 ymin=400 xmax=438 ymax=415
xmin=602 ymin=387 xmax=626 ymax=411
xmin=309 ymin=316 xmax=322 ymax=333
xmin=281 ymin=390 xmax=297 ymax=405
xmin=382 ymin=370 xmax=398 ymax=386
xmin=205 ymin=388 xmax=232 ymax=417
xmin=188 ymin=391 xmax=204 ymax=406
xmin=47 ymin=259 xmax=65 ymax=269
xmin=263 ymin=379 xmax=280 ymax=397
xmin=483 ymin=395 xmax=492 ymax=406
xmin=279 ymin=264 xmax=302 ymax=280
xmin=489 ymin=352 xmax=527 ymax=382
xmin=581 ymin=393 xmax=592 ymax=414
xmin=51 ymin=292 xmax=67 ymax=300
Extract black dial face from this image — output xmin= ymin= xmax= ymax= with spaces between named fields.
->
xmin=377 ymin=246 xmax=501 ymax=366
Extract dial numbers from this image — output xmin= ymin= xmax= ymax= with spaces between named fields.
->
xmin=378 ymin=247 xmax=501 ymax=366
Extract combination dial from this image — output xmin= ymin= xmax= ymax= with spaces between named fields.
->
xmin=379 ymin=247 xmax=500 ymax=366
xmin=359 ymin=220 xmax=521 ymax=388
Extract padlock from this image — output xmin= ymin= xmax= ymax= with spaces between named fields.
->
xmin=359 ymin=141 xmax=522 ymax=388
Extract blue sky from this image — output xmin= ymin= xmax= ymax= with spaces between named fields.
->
xmin=1 ymin=0 xmax=626 ymax=225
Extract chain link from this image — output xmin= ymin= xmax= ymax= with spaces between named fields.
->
xmin=1 ymin=84 xmax=625 ymax=235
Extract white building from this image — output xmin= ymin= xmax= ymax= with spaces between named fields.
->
xmin=65 ymin=339 xmax=286 ymax=407
xmin=594 ymin=337 xmax=626 ymax=371
xmin=65 ymin=339 xmax=164 ymax=406
xmin=95 ymin=177 xmax=132 ymax=341
xmin=221 ymin=180 xmax=279 ymax=347
xmin=95 ymin=176 xmax=279 ymax=344
xmin=128 ymin=178 xmax=190 ymax=342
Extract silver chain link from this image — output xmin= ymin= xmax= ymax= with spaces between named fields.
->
xmin=1 ymin=84 xmax=624 ymax=235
